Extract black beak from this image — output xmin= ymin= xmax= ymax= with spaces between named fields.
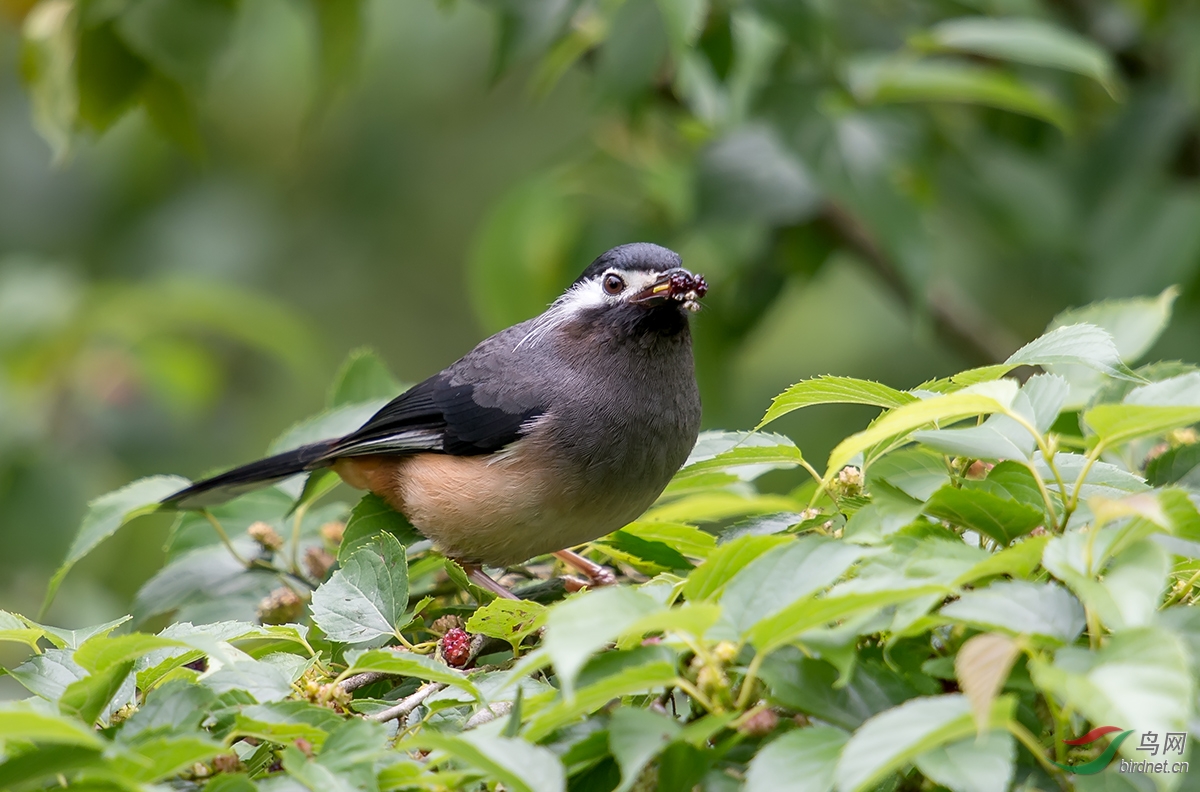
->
xmin=630 ymin=269 xmax=708 ymax=305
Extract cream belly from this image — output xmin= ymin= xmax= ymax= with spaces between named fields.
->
xmin=334 ymin=452 xmax=647 ymax=567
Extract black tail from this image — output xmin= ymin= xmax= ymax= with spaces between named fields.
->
xmin=164 ymin=440 xmax=337 ymax=509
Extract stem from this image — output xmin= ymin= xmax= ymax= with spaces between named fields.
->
xmin=1009 ymin=720 xmax=1066 ymax=786
xmin=203 ymin=511 xmax=249 ymax=566
xmin=1165 ymin=566 xmax=1200 ymax=607
xmin=1064 ymin=444 xmax=1106 ymax=526
xmin=674 ymin=678 xmax=718 ymax=713
xmin=369 ymin=682 xmax=447 ymax=723
xmin=1020 ymin=460 xmax=1060 ymax=531
xmin=290 ymin=502 xmax=310 ymax=575
xmin=735 ymin=652 xmax=766 ymax=710
xmin=1004 ymin=409 xmax=1070 ymax=517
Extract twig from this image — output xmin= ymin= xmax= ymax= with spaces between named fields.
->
xmin=368 ymin=682 xmax=447 ymax=723
xmin=820 ymin=203 xmax=1020 ymax=366
xmin=465 ymin=701 xmax=513 ymax=729
xmin=339 ymin=672 xmax=391 ymax=693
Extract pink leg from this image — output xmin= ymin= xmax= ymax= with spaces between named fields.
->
xmin=553 ymin=550 xmax=617 ymax=587
xmin=461 ymin=563 xmax=520 ymax=601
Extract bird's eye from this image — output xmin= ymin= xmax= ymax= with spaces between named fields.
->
xmin=602 ymin=273 xmax=625 ymax=295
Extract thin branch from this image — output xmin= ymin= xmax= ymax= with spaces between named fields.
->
xmin=369 ymin=682 xmax=447 ymax=723
xmin=820 ymin=203 xmax=1021 ymax=366
xmin=340 ymin=672 xmax=391 ymax=693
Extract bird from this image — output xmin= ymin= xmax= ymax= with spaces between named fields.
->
xmin=164 ymin=242 xmax=706 ymax=598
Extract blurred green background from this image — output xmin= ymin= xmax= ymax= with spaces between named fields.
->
xmin=1 ymin=0 xmax=1199 ymax=625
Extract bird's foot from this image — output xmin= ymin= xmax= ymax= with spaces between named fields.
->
xmin=553 ymin=549 xmax=617 ymax=588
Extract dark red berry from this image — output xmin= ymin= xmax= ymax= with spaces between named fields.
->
xmin=185 ymin=657 xmax=207 ymax=672
xmin=441 ymin=627 xmax=472 ymax=668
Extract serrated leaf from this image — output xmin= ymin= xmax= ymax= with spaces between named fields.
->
xmin=760 ymin=376 xmax=918 ymax=427
xmin=0 ymin=610 xmax=47 ymax=651
xmin=0 ymin=744 xmax=104 ymax=790
xmin=760 ymin=652 xmax=915 ymax=731
xmin=744 ymin=726 xmax=848 ymax=792
xmin=36 ymin=615 xmax=131 ymax=650
xmin=1147 ymin=443 xmax=1200 ymax=486
xmin=673 ymin=437 xmax=803 ymax=483
xmin=311 ymin=531 xmax=408 ymax=643
xmin=339 ymin=493 xmax=422 ymax=563
xmin=924 ymin=486 xmax=1045 ymax=546
xmin=44 ymin=475 xmax=189 ymax=613
xmin=202 ymin=657 xmax=295 ymax=703
xmin=121 ymin=678 xmax=217 ymax=738
xmin=921 ymin=17 xmax=1119 ymax=95
xmin=940 ymin=580 xmax=1084 ymax=643
xmin=954 ymin=633 xmax=1020 ymax=734
xmin=913 ymin=731 xmax=1015 ymax=792
xmin=619 ymin=521 xmax=716 ymax=559
xmin=465 ymin=599 xmax=547 ymax=653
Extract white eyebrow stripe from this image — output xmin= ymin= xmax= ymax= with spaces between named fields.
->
xmin=513 ymin=269 xmax=667 ymax=351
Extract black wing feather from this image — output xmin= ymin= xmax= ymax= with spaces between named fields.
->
xmin=332 ymin=373 xmax=543 ymax=457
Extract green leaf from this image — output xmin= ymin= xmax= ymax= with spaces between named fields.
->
xmin=233 ymin=700 xmax=345 ymax=748
xmin=0 ymin=610 xmax=47 ymax=651
xmin=718 ymin=537 xmax=871 ymax=638
xmin=1006 ymin=323 xmax=1124 ymax=373
xmin=20 ymin=0 xmax=78 ymax=162
xmin=920 ymin=17 xmax=1119 ymax=95
xmin=36 ymin=615 xmax=131 ymax=650
xmin=9 ymin=649 xmax=86 ymax=702
xmin=328 ymin=347 xmax=401 ymax=407
xmin=833 ymin=694 xmax=1012 ymax=792
xmin=59 ymin=660 xmax=133 ymax=725
xmin=108 ymin=734 xmax=226 ymax=783
xmin=645 ymin=491 xmax=801 ymax=523
xmin=744 ymin=726 xmax=849 ymax=792
xmin=655 ymin=0 xmax=706 ymax=56
xmin=267 ymin=400 xmax=386 ymax=455
xmin=608 ymin=707 xmax=681 ymax=792
xmin=618 ymin=521 xmax=716 ymax=559
xmin=405 ymin=732 xmax=566 ymax=792
xmin=1049 ymin=286 xmax=1177 ymax=365
xmin=44 ymin=475 xmax=188 ymax=614
xmin=749 ymin=585 xmax=948 ymax=654
xmin=121 ymin=678 xmax=216 ymax=738
xmin=202 ymin=657 xmax=295 ymax=703
xmin=760 ymin=376 xmax=918 ymax=428
xmin=913 ymin=731 xmax=1015 ymax=792
xmin=74 ymin=632 xmax=185 ymax=673
xmin=542 ymin=587 xmax=665 ymax=699
xmin=826 ymin=381 xmax=1018 ymax=476
xmin=465 ymin=599 xmax=547 ymax=654
xmin=682 ymin=534 xmax=793 ymax=601
xmin=940 ymin=580 xmax=1084 ymax=643
xmin=76 ymin=21 xmax=148 ymax=132
xmin=1084 ymin=404 xmax=1200 ymax=448
xmin=1043 ymin=535 xmax=1169 ymax=630
xmin=601 ymin=530 xmax=693 ymax=571
xmin=524 ymin=656 xmax=679 ymax=742
xmin=847 ymin=58 xmax=1070 ymax=130
xmin=115 ymin=0 xmax=237 ymax=90
xmin=343 ymin=649 xmax=480 ymax=699
xmin=0 ymin=702 xmax=105 ymax=747
xmin=955 ymin=535 xmax=1048 ymax=584
xmin=760 ymin=652 xmax=917 ymax=731
xmin=924 ymin=486 xmax=1046 ymax=546
xmin=674 ymin=432 xmax=803 ymax=483
xmin=1147 ymin=442 xmax=1200 ymax=486
xmin=339 ymin=493 xmax=422 ymax=563
xmin=311 ymin=531 xmax=409 ymax=643
xmin=0 ymin=744 xmax=104 ymax=790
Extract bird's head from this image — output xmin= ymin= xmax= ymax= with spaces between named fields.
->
xmin=567 ymin=243 xmax=707 ymax=314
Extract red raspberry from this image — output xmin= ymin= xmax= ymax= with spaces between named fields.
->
xmin=441 ymin=627 xmax=472 ymax=668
